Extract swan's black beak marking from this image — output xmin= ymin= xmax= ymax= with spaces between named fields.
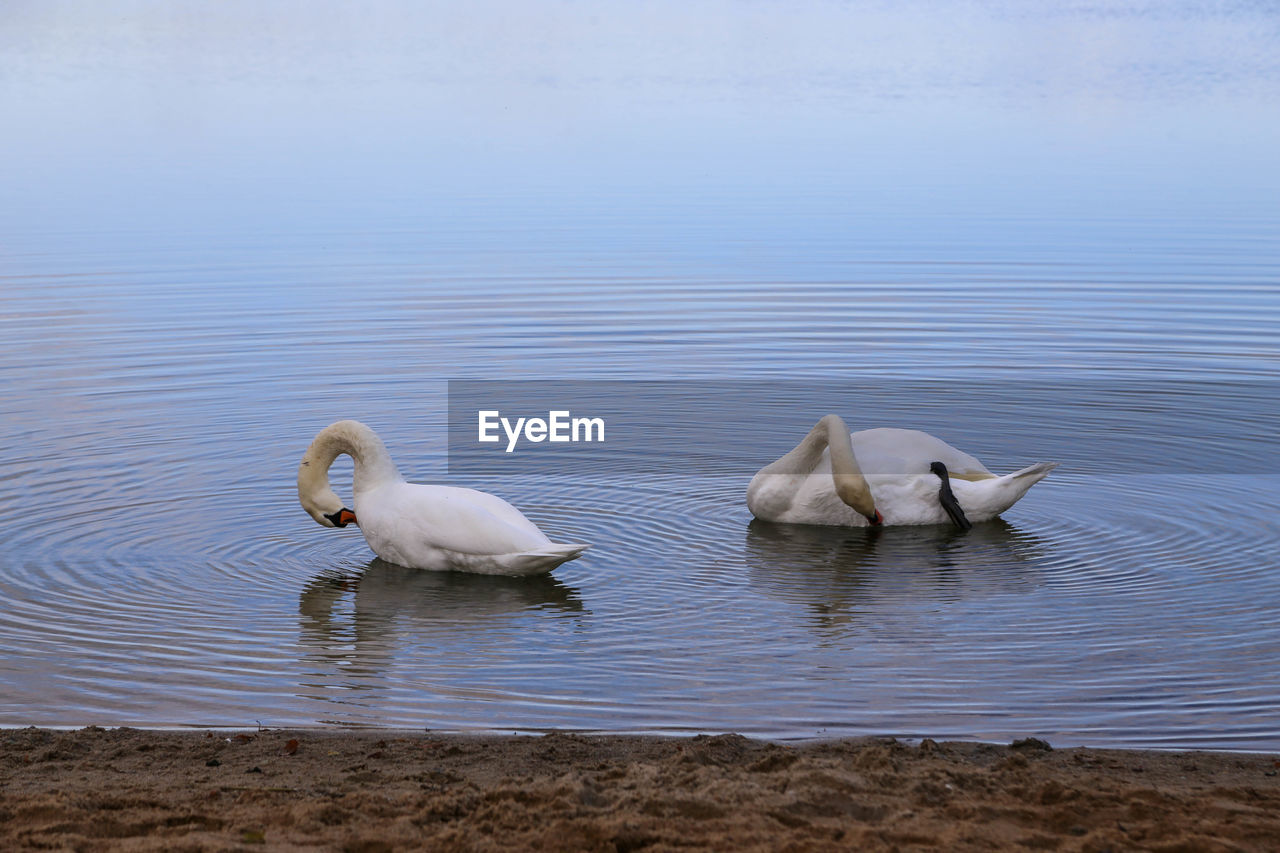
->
xmin=930 ymin=462 xmax=972 ymax=531
xmin=866 ymin=509 xmax=884 ymax=526
xmin=324 ymin=508 xmax=358 ymax=528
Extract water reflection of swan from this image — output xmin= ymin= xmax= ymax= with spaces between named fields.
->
xmin=745 ymin=519 xmax=1048 ymax=635
xmin=747 ymin=415 xmax=1056 ymax=528
xmin=298 ymin=559 xmax=586 ymax=680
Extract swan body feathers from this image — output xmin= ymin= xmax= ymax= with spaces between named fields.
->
xmin=298 ymin=420 xmax=587 ymax=575
xmin=747 ymin=416 xmax=1056 ymax=528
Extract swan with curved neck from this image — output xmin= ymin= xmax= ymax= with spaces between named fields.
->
xmin=746 ymin=414 xmax=1056 ymax=528
xmin=298 ymin=420 xmax=587 ymax=575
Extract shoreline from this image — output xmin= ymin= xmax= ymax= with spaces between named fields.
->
xmin=11 ymin=724 xmax=1280 ymax=756
xmin=3 ymin=727 xmax=1278 ymax=851
xmin=9 ymin=723 xmax=1280 ymax=748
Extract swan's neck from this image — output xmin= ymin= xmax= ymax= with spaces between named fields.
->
xmin=298 ymin=420 xmax=402 ymax=506
xmin=765 ymin=414 xmax=877 ymax=518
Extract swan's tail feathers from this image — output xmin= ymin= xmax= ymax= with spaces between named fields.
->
xmin=974 ymin=461 xmax=1058 ymax=519
xmin=1008 ymin=461 xmax=1059 ymax=483
xmin=490 ymin=543 xmax=589 ymax=576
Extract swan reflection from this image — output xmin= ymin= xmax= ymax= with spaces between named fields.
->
xmin=298 ymin=559 xmax=585 ymax=689
xmin=745 ymin=519 xmax=1049 ymax=637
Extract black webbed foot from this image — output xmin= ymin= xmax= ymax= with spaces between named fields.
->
xmin=930 ymin=461 xmax=972 ymax=531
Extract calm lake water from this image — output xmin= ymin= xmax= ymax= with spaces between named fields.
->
xmin=2 ymin=2 xmax=1278 ymax=748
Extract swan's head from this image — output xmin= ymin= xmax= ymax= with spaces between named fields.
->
xmin=832 ymin=472 xmax=881 ymax=526
xmin=300 ymin=487 xmax=357 ymax=528
xmin=298 ymin=456 xmax=358 ymax=529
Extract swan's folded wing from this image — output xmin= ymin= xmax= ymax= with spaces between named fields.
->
xmin=851 ymin=428 xmax=994 ymax=478
xmin=368 ymin=482 xmax=556 ymax=556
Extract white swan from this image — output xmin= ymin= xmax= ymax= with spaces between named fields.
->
xmin=298 ymin=420 xmax=588 ymax=575
xmin=747 ymin=415 xmax=1057 ymax=528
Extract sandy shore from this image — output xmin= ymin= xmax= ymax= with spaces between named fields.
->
xmin=2 ymin=727 xmax=1277 ymax=851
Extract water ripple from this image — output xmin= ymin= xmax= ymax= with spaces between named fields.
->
xmin=2 ymin=247 xmax=1279 ymax=747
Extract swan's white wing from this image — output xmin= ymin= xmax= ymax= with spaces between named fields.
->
xmin=358 ymin=482 xmax=552 ymax=557
xmin=851 ymin=428 xmax=993 ymax=478
xmin=438 ymin=486 xmax=552 ymax=539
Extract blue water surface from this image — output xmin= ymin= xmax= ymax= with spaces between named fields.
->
xmin=1 ymin=1 xmax=1277 ymax=748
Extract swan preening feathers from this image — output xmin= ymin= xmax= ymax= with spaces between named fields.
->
xmin=747 ymin=415 xmax=1057 ymax=528
xmin=299 ymin=415 xmax=1054 ymax=574
xmin=298 ymin=420 xmax=588 ymax=575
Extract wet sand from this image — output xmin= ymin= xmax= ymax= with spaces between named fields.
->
xmin=2 ymin=727 xmax=1277 ymax=851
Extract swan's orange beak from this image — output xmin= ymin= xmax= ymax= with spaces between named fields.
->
xmin=867 ymin=510 xmax=884 ymax=526
xmin=324 ymin=508 xmax=358 ymax=527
